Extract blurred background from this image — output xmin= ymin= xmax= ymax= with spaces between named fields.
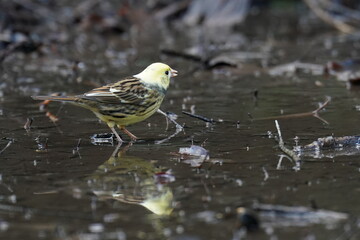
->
xmin=1 ymin=1 xmax=360 ymax=240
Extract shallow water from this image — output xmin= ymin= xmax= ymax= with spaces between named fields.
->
xmin=1 ymin=10 xmax=360 ymax=240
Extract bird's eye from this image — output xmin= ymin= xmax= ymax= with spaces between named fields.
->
xmin=165 ymin=70 xmax=169 ymax=75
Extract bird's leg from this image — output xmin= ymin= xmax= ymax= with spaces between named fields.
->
xmin=118 ymin=125 xmax=138 ymax=142
xmin=111 ymin=141 xmax=123 ymax=157
xmin=108 ymin=123 xmax=123 ymax=143
xmin=110 ymin=127 xmax=123 ymax=143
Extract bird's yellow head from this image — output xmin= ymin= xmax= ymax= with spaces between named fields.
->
xmin=134 ymin=62 xmax=178 ymax=91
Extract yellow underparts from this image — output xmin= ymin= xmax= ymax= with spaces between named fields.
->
xmin=94 ymin=102 xmax=162 ymax=128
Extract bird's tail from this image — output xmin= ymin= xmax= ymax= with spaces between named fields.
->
xmin=31 ymin=95 xmax=78 ymax=102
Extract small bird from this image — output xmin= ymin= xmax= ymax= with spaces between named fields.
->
xmin=32 ymin=62 xmax=178 ymax=142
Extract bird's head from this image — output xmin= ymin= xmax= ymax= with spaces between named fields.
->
xmin=134 ymin=62 xmax=178 ymax=92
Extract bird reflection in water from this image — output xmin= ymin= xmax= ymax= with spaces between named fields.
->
xmin=88 ymin=143 xmax=175 ymax=216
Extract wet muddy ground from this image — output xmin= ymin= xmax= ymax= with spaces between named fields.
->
xmin=1 ymin=2 xmax=360 ymax=240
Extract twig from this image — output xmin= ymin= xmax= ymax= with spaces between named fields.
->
xmin=155 ymin=0 xmax=191 ymax=20
xmin=275 ymin=120 xmax=300 ymax=162
xmin=157 ymin=109 xmax=184 ymax=130
xmin=304 ymin=0 xmax=355 ymax=34
xmin=312 ymin=96 xmax=331 ymax=114
xmin=256 ymin=96 xmax=331 ymax=124
xmin=262 ymin=167 xmax=269 ymax=181
xmin=0 ymin=139 xmax=14 ymax=155
xmin=155 ymin=126 xmax=183 ymax=145
xmin=277 ymin=155 xmax=292 ymax=169
xmin=182 ymin=111 xmax=215 ymax=123
xmin=24 ymin=117 xmax=33 ymax=132
xmin=72 ymin=138 xmax=82 ymax=159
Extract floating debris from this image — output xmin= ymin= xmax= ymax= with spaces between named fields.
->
xmin=71 ymin=138 xmax=82 ymax=158
xmin=0 ymin=138 xmax=14 ymax=155
xmin=253 ymin=203 xmax=348 ymax=227
xmin=179 ymin=145 xmax=209 ymax=158
xmin=193 ymin=210 xmax=220 ymax=224
xmin=300 ymin=135 xmax=360 ymax=151
xmin=88 ymin=223 xmax=104 ymax=233
xmin=294 ymin=135 xmax=360 ymax=158
xmin=23 ymin=117 xmax=33 ymax=132
xmin=324 ymin=58 xmax=360 ymax=86
xmin=35 ymin=136 xmax=48 ymax=152
xmin=268 ymin=61 xmax=324 ymax=76
xmin=90 ymin=133 xmax=115 ymax=145
xmin=236 ymin=207 xmax=259 ymax=232
xmin=45 ymin=112 xmax=59 ymax=123
xmin=177 ymin=145 xmax=210 ymax=167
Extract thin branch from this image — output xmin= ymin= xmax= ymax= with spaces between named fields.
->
xmin=155 ymin=126 xmax=183 ymax=145
xmin=312 ymin=96 xmax=331 ymax=114
xmin=304 ymin=0 xmax=355 ymax=34
xmin=256 ymin=96 xmax=331 ymax=124
xmin=262 ymin=167 xmax=269 ymax=181
xmin=0 ymin=139 xmax=14 ymax=155
xmin=275 ymin=120 xmax=301 ymax=162
xmin=182 ymin=111 xmax=215 ymax=123
xmin=157 ymin=109 xmax=184 ymax=130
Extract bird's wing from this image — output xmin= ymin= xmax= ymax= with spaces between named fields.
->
xmin=82 ymin=76 xmax=159 ymax=105
xmin=79 ymin=77 xmax=163 ymax=117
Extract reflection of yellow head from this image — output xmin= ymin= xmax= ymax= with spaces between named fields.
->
xmin=141 ymin=188 xmax=173 ymax=216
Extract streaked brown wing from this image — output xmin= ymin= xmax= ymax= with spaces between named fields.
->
xmin=81 ymin=77 xmax=154 ymax=104
xmin=79 ymin=77 xmax=163 ymax=117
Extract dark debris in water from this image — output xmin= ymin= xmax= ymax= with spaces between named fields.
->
xmin=294 ymin=135 xmax=360 ymax=158
xmin=0 ymin=138 xmax=14 ymax=155
xmin=35 ymin=136 xmax=48 ymax=152
xmin=236 ymin=207 xmax=259 ymax=232
xmin=300 ymin=135 xmax=360 ymax=151
xmin=252 ymin=203 xmax=348 ymax=227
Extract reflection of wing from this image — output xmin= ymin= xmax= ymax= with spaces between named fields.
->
xmin=94 ymin=187 xmax=174 ymax=216
xmin=95 ymin=155 xmax=159 ymax=177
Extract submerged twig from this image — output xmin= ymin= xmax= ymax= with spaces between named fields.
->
xmin=24 ymin=117 xmax=33 ymax=132
xmin=262 ymin=167 xmax=269 ymax=181
xmin=157 ymin=109 xmax=184 ymax=130
xmin=155 ymin=126 xmax=183 ymax=145
xmin=182 ymin=111 xmax=215 ymax=123
xmin=35 ymin=136 xmax=48 ymax=152
xmin=276 ymin=154 xmax=294 ymax=170
xmin=275 ymin=120 xmax=300 ymax=162
xmin=71 ymin=138 xmax=82 ymax=158
xmin=304 ymin=0 xmax=355 ymax=34
xmin=256 ymin=96 xmax=331 ymax=124
xmin=0 ymin=139 xmax=14 ymax=155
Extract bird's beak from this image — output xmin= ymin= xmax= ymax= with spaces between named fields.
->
xmin=170 ymin=69 xmax=178 ymax=77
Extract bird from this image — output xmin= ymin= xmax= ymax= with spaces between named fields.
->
xmin=32 ymin=62 xmax=178 ymax=143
